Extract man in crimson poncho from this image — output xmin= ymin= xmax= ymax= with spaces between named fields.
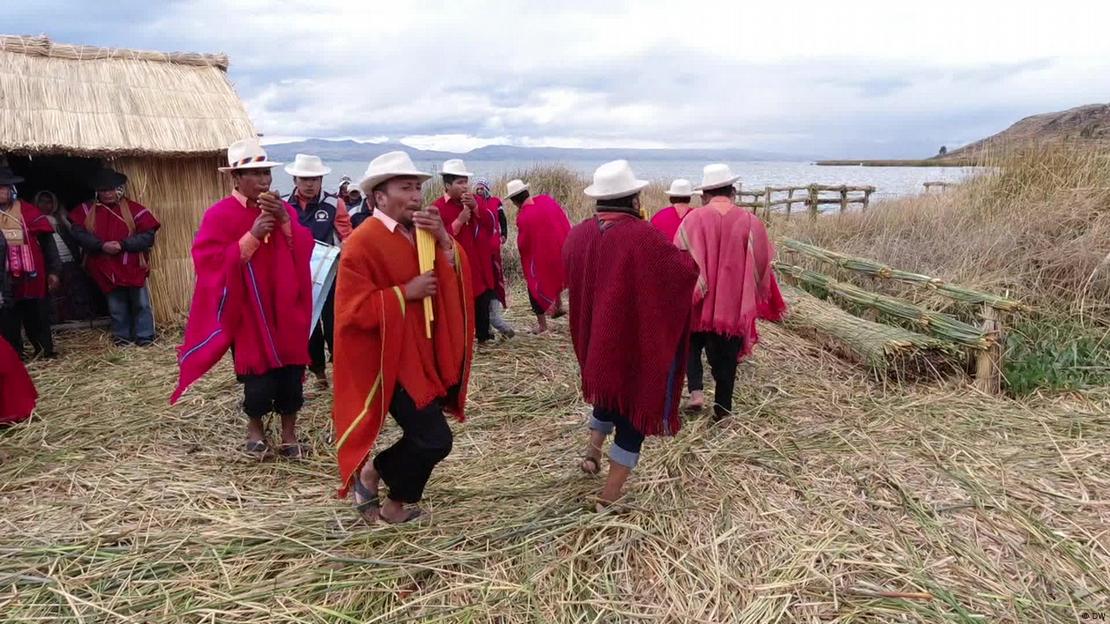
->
xmin=70 ymin=168 xmax=160 ymax=347
xmin=505 ymin=178 xmax=572 ymax=334
xmin=434 ymin=159 xmax=499 ymax=344
xmin=563 ymin=160 xmax=699 ymax=509
xmin=332 ymin=151 xmax=474 ymax=525
xmin=171 ymin=138 xmax=315 ymax=460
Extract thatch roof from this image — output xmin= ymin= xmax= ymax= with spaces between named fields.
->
xmin=0 ymin=35 xmax=256 ymax=157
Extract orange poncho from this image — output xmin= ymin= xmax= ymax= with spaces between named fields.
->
xmin=331 ymin=217 xmax=474 ymax=497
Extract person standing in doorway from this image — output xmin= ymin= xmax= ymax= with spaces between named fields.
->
xmin=0 ymin=166 xmax=61 ymax=359
xmin=70 ymin=168 xmax=160 ymax=346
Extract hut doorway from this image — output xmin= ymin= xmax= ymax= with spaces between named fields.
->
xmin=6 ymin=154 xmax=109 ymax=326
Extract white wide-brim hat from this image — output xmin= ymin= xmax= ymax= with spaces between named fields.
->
xmin=359 ymin=151 xmax=432 ymax=194
xmin=505 ymin=179 xmax=530 ymax=199
xmin=441 ymin=158 xmax=473 ymax=177
xmin=696 ymin=163 xmax=741 ymax=191
xmin=284 ymin=153 xmax=332 ymax=177
xmin=667 ymin=178 xmax=695 ymax=197
xmin=584 ymin=160 xmax=650 ymax=200
xmin=218 ymin=137 xmax=282 ymax=172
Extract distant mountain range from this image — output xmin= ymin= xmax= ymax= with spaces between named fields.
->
xmin=263 ymin=139 xmax=812 ymax=164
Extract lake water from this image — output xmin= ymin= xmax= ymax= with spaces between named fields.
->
xmin=271 ymin=160 xmax=982 ymax=202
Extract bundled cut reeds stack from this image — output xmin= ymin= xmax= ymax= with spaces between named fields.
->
xmin=781 ymin=239 xmax=1025 ymax=312
xmin=775 ymin=263 xmax=992 ymax=349
xmin=781 ymin=285 xmax=961 ymax=379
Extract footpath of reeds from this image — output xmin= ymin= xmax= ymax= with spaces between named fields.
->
xmin=1 ymin=150 xmax=1108 ymax=622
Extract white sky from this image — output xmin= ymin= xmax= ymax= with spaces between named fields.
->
xmin=10 ymin=0 xmax=1110 ymax=157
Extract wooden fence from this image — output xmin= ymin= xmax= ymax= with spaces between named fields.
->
xmin=735 ymin=184 xmax=875 ymax=218
xmin=776 ymin=238 xmax=1024 ymax=394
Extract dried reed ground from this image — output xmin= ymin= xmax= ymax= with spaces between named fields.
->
xmin=2 ymin=294 xmax=1108 ymax=622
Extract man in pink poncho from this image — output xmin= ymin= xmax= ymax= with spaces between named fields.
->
xmin=504 ymin=179 xmax=571 ymax=334
xmin=676 ymin=164 xmax=787 ymax=420
xmin=171 ymin=138 xmax=315 ymax=459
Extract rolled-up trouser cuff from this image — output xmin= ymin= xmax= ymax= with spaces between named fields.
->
xmin=609 ymin=444 xmax=640 ymax=469
xmin=587 ymin=415 xmax=615 ymax=435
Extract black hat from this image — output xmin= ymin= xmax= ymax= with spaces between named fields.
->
xmin=0 ymin=166 xmax=24 ymax=186
xmin=91 ymin=167 xmax=128 ymax=191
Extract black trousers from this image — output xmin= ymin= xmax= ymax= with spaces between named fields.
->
xmin=0 ymin=298 xmax=54 ymax=358
xmin=687 ymin=332 xmax=743 ymax=417
xmin=474 ymin=289 xmax=496 ymax=343
xmin=239 ymin=365 xmax=306 ymax=419
xmin=374 ymin=386 xmax=454 ymax=503
xmin=308 ymin=285 xmax=336 ymax=374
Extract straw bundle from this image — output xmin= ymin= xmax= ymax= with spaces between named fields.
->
xmin=417 ymin=229 xmax=436 ymax=338
xmin=781 ymin=239 xmax=1026 ymax=312
xmin=781 ymin=285 xmax=961 ymax=379
xmin=776 ymin=262 xmax=992 ymax=348
xmin=0 ymin=35 xmax=254 ymax=156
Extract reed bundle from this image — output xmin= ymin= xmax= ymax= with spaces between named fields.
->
xmin=3 ymin=292 xmax=1107 ymax=622
xmin=781 ymin=239 xmax=1025 ymax=311
xmin=775 ymin=262 xmax=992 ymax=349
xmin=417 ymin=229 xmax=436 ymax=338
xmin=781 ymin=285 xmax=960 ymax=379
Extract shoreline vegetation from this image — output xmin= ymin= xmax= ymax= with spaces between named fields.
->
xmin=3 ymin=145 xmax=1108 ymax=622
xmin=815 ymin=158 xmax=978 ymax=167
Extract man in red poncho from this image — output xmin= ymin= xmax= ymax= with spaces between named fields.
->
xmin=563 ymin=160 xmax=699 ymax=509
xmin=0 ymin=166 xmax=61 ymax=359
xmin=505 ymin=178 xmax=572 ymax=334
xmin=434 ymin=159 xmax=498 ymax=344
xmin=171 ymin=138 xmax=315 ymax=459
xmin=70 ymin=168 xmax=160 ymax=347
xmin=677 ymin=164 xmax=787 ymax=421
xmin=333 ymin=151 xmax=474 ymax=525
xmin=650 ymin=179 xmax=699 ymax=243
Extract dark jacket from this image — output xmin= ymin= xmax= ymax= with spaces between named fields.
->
xmin=287 ymin=191 xmax=340 ymax=244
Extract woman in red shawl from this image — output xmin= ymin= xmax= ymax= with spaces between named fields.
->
xmin=474 ymin=178 xmax=515 ymax=339
xmin=564 ymin=160 xmax=699 ymax=509
xmin=505 ymin=179 xmax=572 ymax=334
xmin=171 ymin=139 xmax=315 ymax=459
xmin=0 ymin=166 xmax=61 ymax=360
xmin=677 ymin=164 xmax=786 ymax=420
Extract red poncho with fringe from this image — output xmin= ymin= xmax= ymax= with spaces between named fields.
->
xmin=563 ymin=214 xmax=699 ymax=436
xmin=171 ymin=196 xmax=315 ymax=404
xmin=676 ymin=198 xmax=787 ymax=359
xmin=331 ymin=217 xmax=475 ymax=498
xmin=517 ymin=194 xmax=571 ymax=312
xmin=0 ymin=337 xmax=36 ymax=424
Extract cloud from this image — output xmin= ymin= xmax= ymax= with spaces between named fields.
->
xmin=11 ymin=0 xmax=1110 ymax=158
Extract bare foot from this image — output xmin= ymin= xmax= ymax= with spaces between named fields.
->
xmin=685 ymin=391 xmax=706 ymax=412
xmin=379 ymin=498 xmax=427 ymax=524
xmin=580 ymin=429 xmax=605 ymax=475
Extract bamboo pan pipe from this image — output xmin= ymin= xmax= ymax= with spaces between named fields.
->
xmin=417 ymin=229 xmax=435 ymax=338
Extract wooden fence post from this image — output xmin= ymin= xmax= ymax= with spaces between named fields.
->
xmin=973 ymin=304 xmax=1004 ymax=394
xmin=762 ymin=188 xmax=771 ymax=218
xmin=785 ymin=188 xmax=793 ymax=217
xmin=840 ymin=185 xmax=848 ymax=213
xmin=807 ymin=184 xmax=819 ymax=220
xmin=862 ymin=188 xmax=873 ymax=211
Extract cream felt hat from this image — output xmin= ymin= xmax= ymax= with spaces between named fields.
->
xmin=583 ymin=160 xmax=650 ymax=200
xmin=504 ymin=179 xmax=530 ymax=200
xmin=284 ymin=154 xmax=332 ymax=177
xmin=441 ymin=158 xmax=473 ymax=177
xmin=359 ymin=151 xmax=432 ymax=194
xmin=219 ymin=138 xmax=282 ymax=172
xmin=695 ymin=163 xmax=742 ymax=191
xmin=666 ymin=179 xmax=695 ymax=197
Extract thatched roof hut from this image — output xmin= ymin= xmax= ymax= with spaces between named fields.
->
xmin=0 ymin=35 xmax=257 ymax=322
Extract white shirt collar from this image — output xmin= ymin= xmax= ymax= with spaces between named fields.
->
xmin=372 ymin=208 xmax=401 ymax=233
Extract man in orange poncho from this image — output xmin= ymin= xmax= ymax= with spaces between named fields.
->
xmin=332 ymin=151 xmax=474 ymax=525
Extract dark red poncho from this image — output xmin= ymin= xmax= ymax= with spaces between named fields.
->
xmin=0 ymin=336 xmax=36 ymax=424
xmin=563 ymin=214 xmax=699 ymax=436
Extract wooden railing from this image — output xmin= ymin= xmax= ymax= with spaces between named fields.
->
xmin=923 ymin=181 xmax=959 ymax=192
xmin=735 ymin=184 xmax=875 ymax=218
